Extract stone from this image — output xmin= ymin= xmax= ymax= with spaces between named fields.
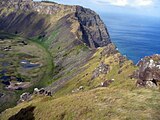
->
xmin=0 ymin=93 xmax=4 ymax=98
xmin=79 ymin=86 xmax=84 ymax=90
xmin=133 ymin=54 xmax=160 ymax=88
xmin=101 ymin=80 xmax=114 ymax=87
xmin=92 ymin=62 xmax=109 ymax=79
xmin=38 ymin=88 xmax=45 ymax=94
xmin=33 ymin=88 xmax=39 ymax=94
xmin=146 ymin=81 xmax=157 ymax=88
xmin=33 ymin=88 xmax=52 ymax=96
xmin=19 ymin=92 xmax=31 ymax=102
xmin=136 ymin=79 xmax=146 ymax=87
xmin=75 ymin=6 xmax=111 ymax=49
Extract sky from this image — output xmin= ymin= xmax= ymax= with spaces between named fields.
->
xmin=35 ymin=0 xmax=160 ymax=18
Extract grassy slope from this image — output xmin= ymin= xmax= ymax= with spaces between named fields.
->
xmin=0 ymin=32 xmax=54 ymax=112
xmin=1 ymin=47 xmax=160 ymax=120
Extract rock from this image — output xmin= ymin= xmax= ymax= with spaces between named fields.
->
xmin=75 ymin=6 xmax=111 ymax=49
xmin=19 ymin=92 xmax=31 ymax=102
xmin=146 ymin=81 xmax=157 ymax=88
xmin=101 ymin=79 xmax=114 ymax=87
xmin=5 ymin=82 xmax=31 ymax=90
xmin=45 ymin=91 xmax=52 ymax=96
xmin=0 ymin=93 xmax=4 ymax=98
xmin=133 ymin=54 xmax=160 ymax=88
xmin=92 ymin=62 xmax=109 ymax=79
xmin=33 ymin=88 xmax=39 ymax=94
xmin=38 ymin=88 xmax=45 ymax=94
xmin=79 ymin=86 xmax=84 ymax=90
xmin=33 ymin=88 xmax=52 ymax=96
xmin=136 ymin=79 xmax=146 ymax=87
xmin=100 ymin=43 xmax=118 ymax=57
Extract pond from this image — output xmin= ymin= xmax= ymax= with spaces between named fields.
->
xmin=20 ymin=60 xmax=40 ymax=69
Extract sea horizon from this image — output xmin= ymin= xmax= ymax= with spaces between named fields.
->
xmin=100 ymin=13 xmax=160 ymax=64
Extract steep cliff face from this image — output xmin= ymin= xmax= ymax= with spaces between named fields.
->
xmin=0 ymin=0 xmax=113 ymax=112
xmin=1 ymin=1 xmax=160 ymax=119
xmin=0 ymin=0 xmax=111 ymax=49
xmin=75 ymin=6 xmax=111 ymax=48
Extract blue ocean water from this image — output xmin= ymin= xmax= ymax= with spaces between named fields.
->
xmin=100 ymin=13 xmax=160 ymax=64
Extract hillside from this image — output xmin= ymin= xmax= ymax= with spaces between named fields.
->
xmin=0 ymin=0 xmax=111 ymax=112
xmin=0 ymin=0 xmax=160 ymax=119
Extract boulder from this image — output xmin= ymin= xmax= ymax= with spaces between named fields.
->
xmin=134 ymin=54 xmax=160 ymax=88
xmin=19 ymin=92 xmax=31 ymax=102
xmin=101 ymin=79 xmax=114 ymax=87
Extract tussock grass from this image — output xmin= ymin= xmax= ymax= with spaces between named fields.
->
xmin=1 ymin=47 xmax=160 ymax=120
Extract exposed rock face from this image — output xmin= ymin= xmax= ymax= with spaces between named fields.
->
xmin=100 ymin=43 xmax=118 ymax=57
xmin=0 ymin=0 xmax=111 ymax=49
xmin=92 ymin=62 xmax=109 ymax=79
xmin=134 ymin=54 xmax=160 ymax=88
xmin=75 ymin=6 xmax=111 ymax=49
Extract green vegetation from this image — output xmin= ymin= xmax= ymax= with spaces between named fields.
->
xmin=0 ymin=32 xmax=55 ymax=112
xmin=1 ymin=46 xmax=160 ymax=120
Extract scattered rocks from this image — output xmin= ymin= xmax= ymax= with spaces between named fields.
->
xmin=133 ymin=54 xmax=160 ymax=88
xmin=33 ymin=88 xmax=52 ymax=96
xmin=92 ymin=62 xmax=109 ymax=79
xmin=3 ymin=46 xmax=12 ymax=51
xmin=19 ymin=92 xmax=31 ymax=102
xmin=19 ymin=88 xmax=52 ymax=103
xmin=6 ymin=82 xmax=31 ymax=90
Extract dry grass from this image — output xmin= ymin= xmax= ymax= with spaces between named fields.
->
xmin=1 ymin=47 xmax=160 ymax=120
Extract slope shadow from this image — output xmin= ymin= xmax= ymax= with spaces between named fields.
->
xmin=8 ymin=106 xmax=35 ymax=120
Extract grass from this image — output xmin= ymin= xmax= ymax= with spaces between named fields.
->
xmin=1 ymin=86 xmax=160 ymax=120
xmin=0 ymin=42 xmax=160 ymax=120
xmin=0 ymin=32 xmax=55 ymax=112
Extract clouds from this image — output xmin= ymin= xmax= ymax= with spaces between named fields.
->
xmin=108 ymin=0 xmax=128 ymax=6
xmin=97 ymin=0 xmax=153 ymax=7
xmin=134 ymin=0 xmax=153 ymax=6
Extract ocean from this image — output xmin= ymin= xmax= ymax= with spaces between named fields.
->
xmin=100 ymin=13 xmax=160 ymax=64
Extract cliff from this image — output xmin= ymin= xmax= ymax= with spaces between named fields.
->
xmin=0 ymin=0 xmax=113 ymax=112
xmin=0 ymin=0 xmax=111 ymax=48
xmin=0 ymin=0 xmax=160 ymax=119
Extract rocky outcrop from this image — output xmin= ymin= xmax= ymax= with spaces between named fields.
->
xmin=75 ymin=6 xmax=111 ymax=49
xmin=19 ymin=92 xmax=32 ymax=103
xmin=92 ymin=62 xmax=110 ymax=79
xmin=133 ymin=54 xmax=160 ymax=88
xmin=33 ymin=88 xmax=52 ymax=96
